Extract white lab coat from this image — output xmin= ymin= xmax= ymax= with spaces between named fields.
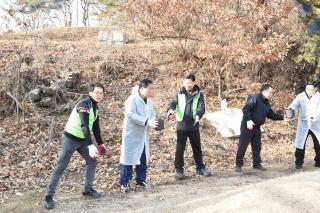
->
xmin=289 ymin=92 xmax=320 ymax=149
xmin=120 ymin=86 xmax=156 ymax=165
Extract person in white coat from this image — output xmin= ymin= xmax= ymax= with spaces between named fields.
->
xmin=289 ymin=81 xmax=320 ymax=170
xmin=119 ymin=79 xmax=159 ymax=193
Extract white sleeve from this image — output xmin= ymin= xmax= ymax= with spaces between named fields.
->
xmin=289 ymin=94 xmax=301 ymax=111
xmin=125 ymin=96 xmax=148 ymax=126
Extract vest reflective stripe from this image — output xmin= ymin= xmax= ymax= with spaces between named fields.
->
xmin=64 ymin=102 xmax=98 ymax=139
xmin=176 ymin=93 xmax=200 ymax=121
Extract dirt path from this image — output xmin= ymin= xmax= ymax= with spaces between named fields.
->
xmin=2 ymin=162 xmax=320 ymax=213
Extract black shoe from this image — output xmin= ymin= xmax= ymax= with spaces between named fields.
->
xmin=44 ymin=195 xmax=54 ymax=209
xmin=235 ymin=166 xmax=241 ymax=173
xmin=253 ymin=165 xmax=267 ymax=171
xmin=136 ymin=181 xmax=150 ymax=189
xmin=296 ymin=164 xmax=302 ymax=170
xmin=82 ymin=188 xmax=102 ymax=198
xmin=175 ymin=171 xmax=185 ymax=180
xmin=196 ymin=168 xmax=212 ymax=176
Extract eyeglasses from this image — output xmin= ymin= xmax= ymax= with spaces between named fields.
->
xmin=92 ymin=91 xmax=104 ymax=95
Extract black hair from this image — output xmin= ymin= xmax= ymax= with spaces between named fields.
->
xmin=260 ymin=83 xmax=273 ymax=92
xmin=306 ymin=80 xmax=316 ymax=86
xmin=139 ymin=79 xmax=153 ymax=89
xmin=89 ymin=83 xmax=105 ymax=92
xmin=185 ymin=74 xmax=195 ymax=82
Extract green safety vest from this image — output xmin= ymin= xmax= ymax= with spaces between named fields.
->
xmin=64 ymin=101 xmax=98 ymax=139
xmin=176 ymin=93 xmax=200 ymax=121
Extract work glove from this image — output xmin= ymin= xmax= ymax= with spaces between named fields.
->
xmin=147 ymin=118 xmax=159 ymax=128
xmin=167 ymin=109 xmax=175 ymax=120
xmin=88 ymin=144 xmax=99 ymax=159
xmin=194 ymin=115 xmax=200 ymax=125
xmin=98 ymin=144 xmax=107 ymax=155
xmin=306 ymin=115 xmax=313 ymax=126
xmin=310 ymin=116 xmax=319 ymax=124
xmin=247 ymin=120 xmax=255 ymax=130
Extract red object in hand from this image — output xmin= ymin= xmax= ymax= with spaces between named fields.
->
xmin=98 ymin=144 xmax=107 ymax=155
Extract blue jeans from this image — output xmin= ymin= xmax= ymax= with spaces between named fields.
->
xmin=120 ymin=147 xmax=147 ymax=186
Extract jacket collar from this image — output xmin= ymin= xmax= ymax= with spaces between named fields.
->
xmin=259 ymin=93 xmax=269 ymax=103
xmin=88 ymin=95 xmax=98 ymax=105
xmin=138 ymin=91 xmax=148 ymax=104
xmin=304 ymin=91 xmax=313 ymax=100
xmin=132 ymin=85 xmax=148 ymax=103
xmin=181 ymin=84 xmax=200 ymax=97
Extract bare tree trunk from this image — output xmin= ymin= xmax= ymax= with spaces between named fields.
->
xmin=249 ymin=0 xmax=268 ymax=82
xmin=81 ymin=0 xmax=89 ymax=26
xmin=87 ymin=6 xmax=90 ymax=27
xmin=252 ymin=62 xmax=262 ymax=82
xmin=77 ymin=0 xmax=79 ymax=26
xmin=68 ymin=11 xmax=72 ymax=26
xmin=63 ymin=2 xmax=73 ymax=27
xmin=217 ymin=60 xmax=230 ymax=101
xmin=63 ymin=9 xmax=68 ymax=26
xmin=312 ymin=61 xmax=319 ymax=80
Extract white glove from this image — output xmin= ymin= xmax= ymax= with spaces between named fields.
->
xmin=246 ymin=120 xmax=255 ymax=130
xmin=167 ymin=109 xmax=174 ymax=120
xmin=167 ymin=109 xmax=174 ymax=116
xmin=88 ymin=144 xmax=99 ymax=159
xmin=194 ymin=115 xmax=200 ymax=125
xmin=307 ymin=119 xmax=312 ymax=127
xmin=147 ymin=118 xmax=158 ymax=128
xmin=306 ymin=115 xmax=313 ymax=126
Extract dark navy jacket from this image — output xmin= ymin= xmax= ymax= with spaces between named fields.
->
xmin=242 ymin=93 xmax=283 ymax=127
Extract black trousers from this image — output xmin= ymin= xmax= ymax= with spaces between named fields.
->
xmin=295 ymin=130 xmax=320 ymax=166
xmin=175 ymin=130 xmax=205 ymax=171
xmin=236 ymin=120 xmax=262 ymax=167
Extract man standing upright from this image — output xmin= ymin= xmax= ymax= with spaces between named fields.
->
xmin=288 ymin=81 xmax=320 ymax=170
xmin=167 ymin=74 xmax=211 ymax=180
xmin=119 ymin=79 xmax=158 ymax=193
xmin=235 ymin=84 xmax=284 ymax=172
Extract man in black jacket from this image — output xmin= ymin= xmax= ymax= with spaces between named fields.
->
xmin=235 ymin=84 xmax=284 ymax=172
xmin=167 ymin=74 xmax=211 ymax=180
xmin=44 ymin=83 xmax=107 ymax=209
